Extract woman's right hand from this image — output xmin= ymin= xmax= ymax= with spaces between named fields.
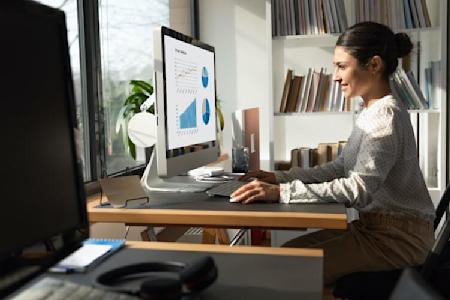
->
xmin=239 ymin=170 xmax=277 ymax=184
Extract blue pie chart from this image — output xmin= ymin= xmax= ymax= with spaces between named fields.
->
xmin=202 ymin=98 xmax=210 ymax=125
xmin=201 ymin=66 xmax=208 ymax=88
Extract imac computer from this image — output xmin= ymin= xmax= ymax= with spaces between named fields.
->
xmin=141 ymin=26 xmax=221 ymax=192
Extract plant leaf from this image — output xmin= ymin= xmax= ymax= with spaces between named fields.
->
xmin=147 ymin=103 xmax=155 ymax=114
xmin=125 ymin=92 xmax=148 ymax=106
xmin=216 ymin=107 xmax=224 ymax=131
xmin=130 ymin=80 xmax=153 ymax=95
xmin=128 ymin=137 xmax=136 ymax=160
xmin=131 ymin=85 xmax=144 ymax=94
xmin=115 ymin=104 xmax=133 ymax=133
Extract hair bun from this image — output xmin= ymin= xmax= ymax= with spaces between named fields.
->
xmin=394 ymin=32 xmax=413 ymax=58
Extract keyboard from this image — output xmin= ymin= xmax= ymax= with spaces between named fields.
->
xmin=206 ymin=180 xmax=247 ymax=197
xmin=12 ymin=277 xmax=138 ymax=300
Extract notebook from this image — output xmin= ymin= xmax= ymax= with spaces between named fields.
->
xmin=49 ymin=239 xmax=125 ymax=273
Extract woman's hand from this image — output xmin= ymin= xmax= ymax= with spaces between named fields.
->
xmin=239 ymin=170 xmax=277 ymax=184
xmin=230 ymin=179 xmax=280 ymax=204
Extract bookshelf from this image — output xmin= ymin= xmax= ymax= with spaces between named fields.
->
xmin=265 ymin=0 xmax=447 ymax=204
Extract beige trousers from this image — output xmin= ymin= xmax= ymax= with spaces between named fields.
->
xmin=283 ymin=213 xmax=434 ymax=285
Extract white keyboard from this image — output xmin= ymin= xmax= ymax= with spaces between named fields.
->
xmin=12 ymin=277 xmax=138 ymax=300
xmin=206 ymin=180 xmax=247 ymax=197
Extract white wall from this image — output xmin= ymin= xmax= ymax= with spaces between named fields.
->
xmin=199 ymin=0 xmax=272 ymax=169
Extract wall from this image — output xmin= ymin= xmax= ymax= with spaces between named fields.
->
xmin=198 ymin=0 xmax=272 ymax=169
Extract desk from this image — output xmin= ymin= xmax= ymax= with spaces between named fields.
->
xmin=88 ymin=191 xmax=347 ymax=230
xmin=51 ymin=242 xmax=324 ymax=299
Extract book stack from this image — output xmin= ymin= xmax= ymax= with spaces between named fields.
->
xmin=279 ymin=68 xmax=347 ymax=113
xmin=354 ymin=0 xmax=431 ymax=29
xmin=272 ymin=0 xmax=348 ymax=36
xmin=274 ymin=141 xmax=346 ymax=170
xmin=390 ymin=68 xmax=429 ymax=110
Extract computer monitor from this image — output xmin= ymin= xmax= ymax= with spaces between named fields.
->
xmin=142 ymin=26 xmax=220 ymax=192
xmin=0 ymin=1 xmax=88 ymax=297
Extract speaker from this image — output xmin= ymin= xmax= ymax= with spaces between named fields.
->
xmin=96 ymin=256 xmax=218 ymax=300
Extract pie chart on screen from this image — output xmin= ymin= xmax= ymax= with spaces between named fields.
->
xmin=201 ymin=66 xmax=208 ymax=88
xmin=202 ymin=98 xmax=210 ymax=125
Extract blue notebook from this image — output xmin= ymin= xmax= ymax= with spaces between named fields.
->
xmin=50 ymin=238 xmax=125 ymax=273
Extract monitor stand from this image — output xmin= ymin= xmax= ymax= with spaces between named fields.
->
xmin=141 ymin=152 xmax=216 ymax=193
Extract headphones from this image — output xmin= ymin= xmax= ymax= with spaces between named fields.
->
xmin=96 ymin=256 xmax=218 ymax=300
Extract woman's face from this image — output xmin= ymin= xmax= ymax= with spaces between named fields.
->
xmin=333 ymin=46 xmax=374 ymax=100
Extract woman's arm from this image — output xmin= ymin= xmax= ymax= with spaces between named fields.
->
xmin=281 ymin=107 xmax=400 ymax=206
xmin=275 ymin=155 xmax=345 ymax=184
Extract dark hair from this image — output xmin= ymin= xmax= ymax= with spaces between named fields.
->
xmin=336 ymin=22 xmax=413 ymax=78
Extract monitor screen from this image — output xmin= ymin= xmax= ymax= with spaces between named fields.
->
xmin=164 ymin=34 xmax=216 ymax=150
xmin=0 ymin=1 xmax=88 ymax=265
xmin=151 ymin=26 xmax=220 ymax=178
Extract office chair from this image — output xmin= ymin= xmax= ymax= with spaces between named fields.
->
xmin=333 ymin=184 xmax=450 ymax=300
xmin=389 ymin=268 xmax=445 ymax=300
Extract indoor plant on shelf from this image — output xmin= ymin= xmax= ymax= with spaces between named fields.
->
xmin=116 ymin=79 xmax=154 ymax=160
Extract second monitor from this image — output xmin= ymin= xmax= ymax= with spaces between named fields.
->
xmin=142 ymin=26 xmax=220 ymax=192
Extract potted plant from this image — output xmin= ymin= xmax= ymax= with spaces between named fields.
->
xmin=116 ymin=79 xmax=154 ymax=160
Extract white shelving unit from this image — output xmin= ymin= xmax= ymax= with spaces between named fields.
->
xmin=265 ymin=0 xmax=447 ymax=204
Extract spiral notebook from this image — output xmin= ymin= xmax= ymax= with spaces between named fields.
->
xmin=49 ymin=239 xmax=125 ymax=273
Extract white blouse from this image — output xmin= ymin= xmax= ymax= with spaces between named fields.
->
xmin=275 ymin=95 xmax=435 ymax=222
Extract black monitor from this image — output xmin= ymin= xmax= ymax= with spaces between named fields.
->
xmin=0 ymin=1 xmax=88 ymax=297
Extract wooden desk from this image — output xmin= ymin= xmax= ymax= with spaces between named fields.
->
xmin=87 ymin=191 xmax=347 ymax=230
xmin=51 ymin=242 xmax=324 ymax=299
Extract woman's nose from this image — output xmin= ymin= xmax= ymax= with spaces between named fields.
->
xmin=332 ymin=72 xmax=340 ymax=82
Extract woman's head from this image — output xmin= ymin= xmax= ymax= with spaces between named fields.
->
xmin=333 ymin=22 xmax=413 ymax=100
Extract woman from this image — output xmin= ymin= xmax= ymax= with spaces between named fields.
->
xmin=231 ymin=22 xmax=435 ymax=285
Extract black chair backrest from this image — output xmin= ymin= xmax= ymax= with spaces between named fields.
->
xmin=434 ymin=184 xmax=450 ymax=230
xmin=421 ymin=215 xmax=450 ymax=280
xmin=389 ymin=268 xmax=444 ymax=300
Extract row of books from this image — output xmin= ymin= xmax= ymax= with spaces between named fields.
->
xmin=390 ymin=68 xmax=429 ymax=110
xmin=272 ymin=0 xmax=349 ymax=36
xmin=272 ymin=0 xmax=433 ymax=37
xmin=274 ymin=141 xmax=347 ymax=170
xmin=354 ymin=0 xmax=431 ymax=30
xmin=279 ymin=68 xmax=348 ymax=113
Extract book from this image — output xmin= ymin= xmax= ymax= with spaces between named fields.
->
xmin=279 ymin=69 xmax=293 ymax=112
xmin=317 ymin=143 xmax=331 ymax=165
xmin=299 ymin=147 xmax=312 ymax=168
xmin=286 ymin=75 xmax=303 ymax=112
xmin=290 ymin=148 xmax=300 ymax=167
xmin=300 ymin=68 xmax=313 ymax=112
xmin=50 ymin=239 xmax=125 ymax=273
xmin=420 ymin=0 xmax=431 ymax=27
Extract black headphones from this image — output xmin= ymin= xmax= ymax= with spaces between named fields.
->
xmin=96 ymin=256 xmax=218 ymax=300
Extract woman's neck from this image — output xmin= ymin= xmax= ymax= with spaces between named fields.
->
xmin=363 ymin=81 xmax=391 ymax=108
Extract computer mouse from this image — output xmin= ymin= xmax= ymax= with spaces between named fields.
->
xmin=229 ymin=197 xmax=240 ymax=203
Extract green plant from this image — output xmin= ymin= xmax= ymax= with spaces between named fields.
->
xmin=115 ymin=79 xmax=154 ymax=160
xmin=216 ymin=97 xmax=224 ymax=131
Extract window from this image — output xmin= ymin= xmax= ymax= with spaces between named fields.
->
xmin=99 ymin=0 xmax=169 ymax=175
xmin=37 ymin=0 xmax=194 ymax=180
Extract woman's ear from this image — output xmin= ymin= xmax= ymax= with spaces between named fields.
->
xmin=368 ymin=55 xmax=384 ymax=75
